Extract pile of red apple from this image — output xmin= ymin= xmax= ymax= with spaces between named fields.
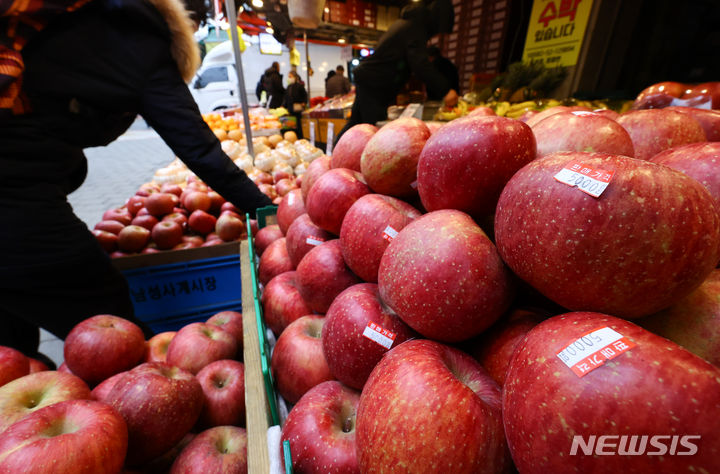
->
xmin=253 ymin=108 xmax=720 ymax=473
xmin=0 ymin=311 xmax=248 ymax=473
xmin=93 ymin=177 xmax=253 ymax=258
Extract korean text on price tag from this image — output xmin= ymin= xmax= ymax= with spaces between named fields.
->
xmin=305 ymin=235 xmax=325 ymax=246
xmin=556 ymin=326 xmax=636 ymax=377
xmin=362 ymin=321 xmax=396 ymax=350
xmin=554 ymin=161 xmax=615 ymax=198
xmin=382 ymin=225 xmax=399 ymax=242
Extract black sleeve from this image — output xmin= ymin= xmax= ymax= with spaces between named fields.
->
xmin=140 ymin=61 xmax=272 ymax=214
xmin=405 ymin=34 xmax=451 ymax=99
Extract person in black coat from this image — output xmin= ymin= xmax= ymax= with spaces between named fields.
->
xmin=282 ymin=70 xmax=308 ymax=138
xmin=0 ymin=0 xmax=272 ymax=358
xmin=338 ymin=0 xmax=458 ymax=137
xmin=260 ymin=61 xmax=286 ymax=109
xmin=427 ymin=45 xmax=460 ymax=100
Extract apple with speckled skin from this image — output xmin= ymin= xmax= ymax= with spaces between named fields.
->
xmin=378 ymin=210 xmax=514 ymax=342
xmin=277 ymin=189 xmax=306 ymax=234
xmin=651 ymin=142 xmax=720 ymax=208
xmin=285 ymin=214 xmax=334 ymax=268
xmin=639 ymin=269 xmax=720 ymax=366
xmin=170 ymin=426 xmax=247 ymax=474
xmin=504 ymin=312 xmax=720 ymax=474
xmin=166 ymin=323 xmax=237 ymax=375
xmin=357 ymin=339 xmax=508 ymax=474
xmin=0 ymin=347 xmax=30 ymax=388
xmin=258 ymin=237 xmax=294 ymax=285
xmin=254 ymin=224 xmax=284 ymax=255
xmin=0 ymin=399 xmax=128 ymax=474
xmin=105 ymin=362 xmax=203 ymax=467
xmin=331 ymin=124 xmax=378 ymax=172
xmin=271 ymin=315 xmax=334 ymax=404
xmin=495 ymin=152 xmax=720 ymax=318
xmin=297 ymin=240 xmax=361 ymax=314
xmin=301 ymin=155 xmax=331 ymax=201
xmin=322 ymin=283 xmax=416 ymax=390
xmin=206 ymin=311 xmax=243 ymax=348
xmin=281 ymin=381 xmax=360 ymax=474
xmin=90 ymin=371 xmax=125 ymax=403
xmin=361 ymin=117 xmax=430 ymax=198
xmin=306 ymin=168 xmax=371 ymax=235
xmin=144 ymin=331 xmax=176 ymax=363
xmin=617 ymin=108 xmax=705 ymax=160
xmin=533 ymin=111 xmax=635 ymax=158
xmin=666 ymin=106 xmax=720 ymax=141
xmin=417 ymin=115 xmax=536 ymax=220
xmin=262 ymin=271 xmax=312 ymax=336
xmin=196 ymin=359 xmax=245 ymax=428
xmin=339 ymin=194 xmax=421 ymax=283
xmin=0 ymin=371 xmax=91 ymax=433
xmin=631 ymin=81 xmax=686 ymax=109
xmin=526 ymin=105 xmax=590 ymax=128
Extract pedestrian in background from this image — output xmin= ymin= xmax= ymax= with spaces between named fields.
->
xmin=325 ymin=64 xmax=351 ymax=97
xmin=283 ymin=70 xmax=308 ymax=138
xmin=258 ymin=61 xmax=285 ymax=109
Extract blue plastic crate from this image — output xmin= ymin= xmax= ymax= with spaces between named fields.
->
xmin=144 ymin=301 xmax=243 ymax=334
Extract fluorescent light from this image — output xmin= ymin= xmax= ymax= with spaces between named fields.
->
xmin=338 ymin=38 xmax=346 ymax=44
xmin=266 ymin=27 xmax=274 ymax=34
xmin=252 ymin=0 xmax=263 ymax=8
xmin=351 ymin=58 xmax=359 ymax=66
xmin=324 ymin=7 xmax=329 ymax=12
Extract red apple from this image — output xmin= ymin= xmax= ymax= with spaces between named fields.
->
xmin=331 ymin=123 xmax=378 ymax=171
xmin=136 ymin=182 xmax=161 ymax=196
xmin=145 ymin=192 xmax=178 ymax=217
xmin=117 ymin=225 xmax=151 ymax=253
xmin=261 ymin=271 xmax=312 ymax=336
xmin=151 ymin=220 xmax=184 ymax=249
xmin=273 ymin=170 xmax=292 ymax=183
xmin=202 ymin=239 xmax=225 ymax=247
xmin=215 ymin=213 xmax=246 ymax=242
xmin=186 ymin=180 xmax=209 ymax=192
xmin=592 ymin=108 xmax=620 ymax=120
xmin=379 ymin=210 xmax=514 ymax=342
xmin=166 ymin=322 xmax=238 ymax=374
xmin=135 ymin=207 xmax=150 ymax=216
xmin=339 ymin=194 xmax=421 ymax=283
xmin=181 ymin=234 xmax=205 ymax=246
xmin=130 ymin=213 xmax=159 ymax=231
xmin=258 ymin=237 xmax=294 ymax=285
xmin=418 ymin=115 xmax=536 ymax=220
xmin=468 ymin=106 xmax=496 ymax=117
xmin=297 ymin=240 xmax=361 ymax=314
xmin=92 ymin=229 xmax=119 ymax=253
xmin=666 ymin=106 xmax=720 ymax=141
xmin=63 ymin=314 xmax=145 ymax=385
xmin=281 ymin=381 xmax=360 ymax=473
xmin=254 ymin=224 xmax=284 ymax=256
xmin=125 ymin=195 xmax=146 ymax=216
xmin=188 ymin=209 xmax=217 ymax=235
xmin=639 ymin=269 xmax=720 ymax=366
xmin=105 ymin=362 xmax=203 ymax=466
xmin=90 ymin=371 xmax=126 ymax=403
xmin=144 ymin=331 xmax=176 ymax=363
xmin=206 ymin=311 xmax=243 ymax=347
xmin=357 ymin=339 xmax=508 ymax=473
xmin=253 ymin=171 xmax=273 ymax=185
xmin=143 ymin=432 xmax=195 ymax=474
xmin=221 ymin=201 xmax=241 ymax=214
xmin=322 ymin=283 xmax=416 ymax=389
xmin=360 ymin=117 xmax=430 ymax=197
xmin=632 ymin=81 xmax=686 ymax=109
xmin=532 ymin=111 xmax=635 ymax=157
xmin=277 ymin=189 xmax=306 ymax=234
xmin=306 ymin=168 xmax=371 ymax=235
xmin=183 ymin=191 xmax=212 ymax=213
xmin=207 ymin=190 xmax=225 ymax=214
xmin=275 ymin=178 xmax=297 ymax=197
xmin=301 ymin=155 xmax=331 ymax=201
xmin=161 ymin=183 xmax=183 ymax=196
xmin=271 ymin=315 xmax=334 ymax=404
xmin=195 ymin=360 xmax=245 ymax=428
xmin=57 ymin=362 xmax=73 ymax=375
xmin=504 ymin=312 xmax=720 ymax=473
xmin=248 ymin=218 xmax=259 ymax=236
xmin=0 ymin=371 xmax=91 ymax=432
xmin=495 ymin=151 xmax=720 ymax=318
xmin=205 ymin=231 xmax=223 ymax=242
xmin=651 ymin=141 xmax=720 ymax=208
xmin=285 ymin=213 xmax=334 ymax=268
xmin=27 ymin=358 xmax=49 ymax=373
xmin=469 ymin=309 xmax=545 ymax=386
xmin=258 ymin=183 xmax=277 ymax=200
xmin=141 ymin=245 xmax=161 ymax=254
xmin=617 ymin=108 xmax=706 ymax=160
xmin=94 ymin=219 xmax=125 ymax=235
xmin=110 ymin=250 xmax=132 ymax=258
xmin=102 ymin=207 xmax=133 ymax=226
xmin=173 ymin=241 xmax=201 ymax=251
xmin=0 ymin=399 xmax=128 ymax=473
xmin=170 ymin=426 xmax=247 ymax=474
xmin=525 ymin=105 xmax=574 ymax=128
xmin=424 ymin=120 xmax=445 ymax=134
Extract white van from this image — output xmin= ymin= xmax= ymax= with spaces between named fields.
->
xmin=189 ymin=41 xmax=242 ymax=112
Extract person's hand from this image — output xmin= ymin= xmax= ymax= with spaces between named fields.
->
xmin=443 ymin=89 xmax=459 ymax=108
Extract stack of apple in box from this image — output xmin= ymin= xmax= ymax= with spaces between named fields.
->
xmin=253 ymin=107 xmax=720 ymax=473
xmin=0 ymin=311 xmax=250 ymax=473
xmin=93 ymin=177 xmax=251 ymax=258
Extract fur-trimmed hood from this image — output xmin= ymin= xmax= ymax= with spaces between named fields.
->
xmin=146 ymin=0 xmax=200 ymax=83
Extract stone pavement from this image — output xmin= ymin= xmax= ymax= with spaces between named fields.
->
xmin=40 ymin=119 xmax=176 ymax=366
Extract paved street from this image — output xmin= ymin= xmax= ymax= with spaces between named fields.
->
xmin=40 ymin=119 xmax=174 ymax=366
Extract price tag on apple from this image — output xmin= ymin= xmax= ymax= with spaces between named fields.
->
xmin=382 ymin=225 xmax=399 ymax=242
xmin=556 ymin=326 xmax=636 ymax=377
xmin=553 ymin=161 xmax=614 ymax=198
xmin=362 ymin=321 xmax=396 ymax=350
xmin=305 ymin=235 xmax=325 ymax=246
xmin=326 ymin=122 xmax=335 ymax=156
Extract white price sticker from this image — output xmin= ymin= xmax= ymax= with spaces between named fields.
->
xmin=305 ymin=235 xmax=325 ymax=246
xmin=309 ymin=121 xmax=316 ymax=147
xmin=554 ymin=161 xmax=614 ymax=198
xmin=362 ymin=321 xmax=396 ymax=350
xmin=382 ymin=225 xmax=399 ymax=242
xmin=556 ymin=326 xmax=636 ymax=377
xmin=326 ymin=122 xmax=335 ymax=156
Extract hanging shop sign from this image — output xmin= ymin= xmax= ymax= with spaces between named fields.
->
xmin=521 ymin=0 xmax=594 ymax=67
